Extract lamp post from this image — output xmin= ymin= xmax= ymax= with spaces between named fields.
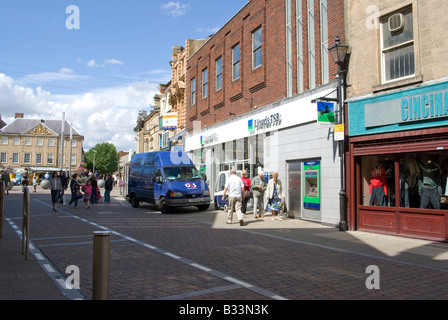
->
xmin=92 ymin=150 xmax=97 ymax=175
xmin=329 ymin=36 xmax=349 ymax=232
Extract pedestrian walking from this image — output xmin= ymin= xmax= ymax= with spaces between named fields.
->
xmin=49 ymin=172 xmax=62 ymax=212
xmin=59 ymin=171 xmax=68 ymax=204
xmin=266 ymin=172 xmax=285 ymax=220
xmin=1 ymin=170 xmax=11 ymax=195
xmin=104 ymin=174 xmax=114 ymax=203
xmin=240 ymin=170 xmax=251 ymax=214
xmin=222 ymin=168 xmax=245 ymax=226
xmin=89 ymin=174 xmax=98 ymax=204
xmin=251 ymin=171 xmax=267 ymax=218
xmin=82 ymin=180 xmax=92 ymax=209
xmin=69 ymin=173 xmax=81 ymax=209
xmin=32 ymin=173 xmax=38 ymax=192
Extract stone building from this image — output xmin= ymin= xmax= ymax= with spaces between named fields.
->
xmin=0 ymin=113 xmax=84 ymax=174
xmin=345 ymin=0 xmax=448 ymax=241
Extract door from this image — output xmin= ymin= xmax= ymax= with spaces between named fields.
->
xmin=287 ymin=161 xmax=301 ymax=218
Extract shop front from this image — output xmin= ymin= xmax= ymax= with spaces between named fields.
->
xmin=347 ymin=80 xmax=448 ymax=241
xmin=185 ymin=84 xmax=342 ymax=226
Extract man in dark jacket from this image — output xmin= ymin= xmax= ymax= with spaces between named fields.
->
xmin=104 ymin=174 xmax=114 ymax=203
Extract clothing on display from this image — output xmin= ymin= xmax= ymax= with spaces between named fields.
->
xmin=369 ymin=163 xmax=387 ymax=206
xmin=419 ymin=160 xmax=442 ymax=209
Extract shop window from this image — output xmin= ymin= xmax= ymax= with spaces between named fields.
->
xmin=360 ymin=152 xmax=448 ymax=210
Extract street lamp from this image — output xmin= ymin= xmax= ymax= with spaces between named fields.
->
xmin=329 ymin=36 xmax=349 ymax=232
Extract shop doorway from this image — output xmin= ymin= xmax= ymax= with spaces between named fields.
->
xmin=287 ymin=161 xmax=301 ymax=218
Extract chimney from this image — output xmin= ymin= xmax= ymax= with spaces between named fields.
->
xmin=15 ymin=113 xmax=24 ymax=119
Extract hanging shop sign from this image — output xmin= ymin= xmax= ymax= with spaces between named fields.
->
xmin=317 ymin=101 xmax=335 ymax=127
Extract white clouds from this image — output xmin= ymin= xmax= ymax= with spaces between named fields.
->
xmin=161 ymin=1 xmax=190 ymax=18
xmin=85 ymin=58 xmax=124 ymax=68
xmin=0 ymin=73 xmax=158 ymax=152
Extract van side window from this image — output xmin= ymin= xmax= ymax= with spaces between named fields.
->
xmin=155 ymin=169 xmax=162 ymax=183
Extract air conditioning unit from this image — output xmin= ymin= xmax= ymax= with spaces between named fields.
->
xmin=388 ymin=13 xmax=405 ymax=32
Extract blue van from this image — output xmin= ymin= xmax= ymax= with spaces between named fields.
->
xmin=127 ymin=151 xmax=211 ymax=213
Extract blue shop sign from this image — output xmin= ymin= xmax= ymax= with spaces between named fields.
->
xmin=348 ymin=81 xmax=448 ymax=136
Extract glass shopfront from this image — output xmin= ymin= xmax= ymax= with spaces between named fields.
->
xmin=360 ymin=152 xmax=448 ymax=210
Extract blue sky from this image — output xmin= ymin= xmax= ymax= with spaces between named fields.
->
xmin=0 ymin=0 xmax=248 ymax=152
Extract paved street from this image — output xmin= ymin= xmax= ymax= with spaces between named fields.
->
xmin=2 ymin=185 xmax=448 ymax=302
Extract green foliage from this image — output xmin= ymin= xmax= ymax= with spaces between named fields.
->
xmin=85 ymin=142 xmax=118 ymax=175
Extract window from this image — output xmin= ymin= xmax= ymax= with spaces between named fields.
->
xmin=320 ymin=0 xmax=329 ymax=85
xmin=47 ymin=153 xmax=54 ymax=164
xmin=202 ymin=68 xmax=208 ymax=99
xmin=12 ymin=153 xmax=19 ymax=163
xmin=13 ymin=138 xmax=20 ymax=146
xmin=37 ymin=138 xmax=43 ymax=146
xmin=232 ymin=43 xmax=240 ymax=81
xmin=308 ymin=0 xmax=316 ymax=89
xmin=71 ymin=139 xmax=77 ymax=147
xmin=381 ymin=7 xmax=415 ymax=82
xmin=1 ymin=137 xmax=8 ymax=145
xmin=71 ymin=154 xmax=77 ymax=165
xmin=48 ymin=139 xmax=55 ymax=147
xmin=25 ymin=138 xmax=32 ymax=146
xmin=24 ymin=153 xmax=31 ymax=164
xmin=252 ymin=27 xmax=262 ymax=69
xmin=162 ymin=131 xmax=170 ymax=149
xmin=296 ymin=0 xmax=304 ymax=93
xmin=36 ymin=153 xmax=42 ymax=164
xmin=1 ymin=152 xmax=6 ymax=163
xmin=191 ymin=77 xmax=196 ymax=105
xmin=216 ymin=57 xmax=222 ymax=91
xmin=286 ymin=0 xmax=293 ymax=97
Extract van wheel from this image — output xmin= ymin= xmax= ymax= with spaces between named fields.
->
xmin=131 ymin=194 xmax=139 ymax=208
xmin=196 ymin=204 xmax=210 ymax=211
xmin=159 ymin=197 xmax=172 ymax=214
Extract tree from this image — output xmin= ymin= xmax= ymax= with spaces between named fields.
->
xmin=85 ymin=142 xmax=118 ymax=175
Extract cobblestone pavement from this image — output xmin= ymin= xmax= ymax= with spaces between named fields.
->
xmin=2 ymin=186 xmax=448 ymax=303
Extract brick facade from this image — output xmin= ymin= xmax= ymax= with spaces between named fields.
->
xmin=186 ymin=0 xmax=344 ymax=131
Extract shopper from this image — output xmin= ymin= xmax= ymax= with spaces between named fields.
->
xmin=240 ymin=170 xmax=251 ymax=214
xmin=104 ymin=174 xmax=114 ymax=203
xmin=69 ymin=173 xmax=81 ymax=209
xmin=222 ymin=168 xmax=245 ymax=226
xmin=251 ymin=171 xmax=267 ymax=218
xmin=82 ymin=180 xmax=92 ymax=209
xmin=266 ymin=172 xmax=285 ymax=220
xmin=49 ymin=172 xmax=62 ymax=212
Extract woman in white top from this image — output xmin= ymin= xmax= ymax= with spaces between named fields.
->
xmin=49 ymin=172 xmax=62 ymax=212
xmin=266 ymin=172 xmax=284 ymax=220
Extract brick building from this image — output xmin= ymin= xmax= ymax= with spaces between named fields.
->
xmin=184 ymin=0 xmax=345 ymax=226
xmin=345 ymin=0 xmax=448 ymax=241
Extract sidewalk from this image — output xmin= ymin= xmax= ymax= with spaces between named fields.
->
xmin=1 ymin=185 xmax=447 ymax=300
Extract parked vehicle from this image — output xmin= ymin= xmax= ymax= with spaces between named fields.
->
xmin=213 ymin=170 xmax=242 ymax=210
xmin=127 ymin=151 xmax=211 ymax=213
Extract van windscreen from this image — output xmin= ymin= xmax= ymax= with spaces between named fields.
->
xmin=163 ymin=166 xmax=202 ymax=181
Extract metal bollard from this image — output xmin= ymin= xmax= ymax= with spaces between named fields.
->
xmin=92 ymin=231 xmax=110 ymax=300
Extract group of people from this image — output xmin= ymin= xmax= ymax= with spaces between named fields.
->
xmin=222 ymin=169 xmax=285 ymax=226
xmin=49 ymin=171 xmax=115 ymax=212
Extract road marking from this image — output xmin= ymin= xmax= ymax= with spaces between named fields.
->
xmin=33 ymin=198 xmax=288 ymax=300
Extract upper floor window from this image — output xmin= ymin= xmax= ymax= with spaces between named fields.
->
xmin=216 ymin=56 xmax=222 ymax=91
xmin=1 ymin=137 xmax=8 ymax=145
xmin=381 ymin=7 xmax=415 ymax=83
xmin=232 ymin=43 xmax=240 ymax=81
xmin=252 ymin=27 xmax=262 ymax=69
xmin=25 ymin=138 xmax=32 ymax=146
xmin=191 ymin=77 xmax=196 ymax=105
xmin=13 ymin=138 xmax=20 ymax=146
xmin=202 ymin=68 xmax=208 ymax=99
